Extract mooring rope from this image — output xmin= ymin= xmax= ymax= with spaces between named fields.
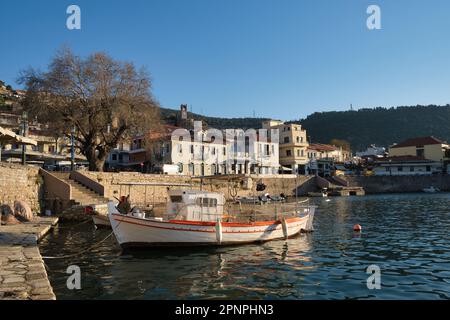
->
xmin=54 ymin=218 xmax=92 ymax=229
xmin=42 ymin=214 xmax=122 ymax=260
xmin=41 ymin=229 xmax=116 ymax=259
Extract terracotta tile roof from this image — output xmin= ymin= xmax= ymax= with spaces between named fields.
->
xmin=148 ymin=124 xmax=182 ymax=140
xmin=307 ymin=143 xmax=338 ymax=152
xmin=390 ymin=136 xmax=446 ymax=148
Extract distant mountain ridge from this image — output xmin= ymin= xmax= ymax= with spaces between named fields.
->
xmin=297 ymin=105 xmax=450 ymax=151
xmin=160 ymin=107 xmax=269 ymax=130
xmin=161 ymin=105 xmax=450 ymax=151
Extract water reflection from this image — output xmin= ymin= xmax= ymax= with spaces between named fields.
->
xmin=40 ymin=193 xmax=450 ymax=300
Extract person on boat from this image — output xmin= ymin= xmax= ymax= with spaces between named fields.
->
xmin=117 ymin=195 xmax=132 ymax=214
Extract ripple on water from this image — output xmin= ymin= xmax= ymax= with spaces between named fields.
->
xmin=39 ymin=193 xmax=450 ymax=300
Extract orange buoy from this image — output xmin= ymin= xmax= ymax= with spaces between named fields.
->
xmin=353 ymin=224 xmax=362 ymax=232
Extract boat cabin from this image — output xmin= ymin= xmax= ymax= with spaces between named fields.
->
xmin=167 ymin=189 xmax=225 ymax=222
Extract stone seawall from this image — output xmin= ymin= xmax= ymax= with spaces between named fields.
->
xmin=0 ymin=163 xmax=42 ymax=212
xmin=81 ymin=171 xmax=316 ymax=204
xmin=345 ymin=175 xmax=450 ymax=194
xmin=0 ymin=217 xmax=58 ymax=300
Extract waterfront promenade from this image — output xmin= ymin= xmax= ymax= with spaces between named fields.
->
xmin=0 ymin=217 xmax=58 ymax=300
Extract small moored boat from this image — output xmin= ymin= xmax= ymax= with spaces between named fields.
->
xmin=109 ymin=189 xmax=315 ymax=248
xmin=308 ymin=188 xmax=328 ymax=198
xmin=422 ymin=186 xmax=440 ymax=193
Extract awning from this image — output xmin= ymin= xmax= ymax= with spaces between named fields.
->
xmin=2 ymin=149 xmax=66 ymax=160
xmin=0 ymin=126 xmax=37 ymax=146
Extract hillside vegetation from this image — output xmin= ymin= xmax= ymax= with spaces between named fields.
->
xmin=298 ymin=105 xmax=450 ymax=151
xmin=162 ymin=105 xmax=450 ymax=151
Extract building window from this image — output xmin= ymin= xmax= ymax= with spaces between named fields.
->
xmin=190 ymin=145 xmax=194 ymax=154
xmin=296 ymin=137 xmax=300 ymax=143
xmin=398 ymin=166 xmax=403 ymax=172
xmin=416 ymin=148 xmax=425 ymax=158
xmin=212 ymin=147 xmax=215 ymax=155
xmin=178 ymin=144 xmax=182 ymax=153
xmin=112 ymin=154 xmax=117 ymax=161
xmin=134 ymin=139 xmax=143 ymax=150
xmin=410 ymin=166 xmax=414 ymax=172
xmin=265 ymin=144 xmax=270 ymax=156
xmin=286 ymin=150 xmax=292 ymax=157
xmin=284 ymin=137 xmax=290 ymax=144
xmin=245 ymin=136 xmax=250 ymax=153
xmin=223 ymin=147 xmax=226 ymax=155
xmin=426 ymin=166 xmax=431 ymax=172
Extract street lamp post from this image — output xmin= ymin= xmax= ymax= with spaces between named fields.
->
xmin=21 ymin=111 xmax=28 ymax=165
xmin=70 ymin=126 xmax=75 ymax=171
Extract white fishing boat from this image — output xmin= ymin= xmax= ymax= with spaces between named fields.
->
xmin=109 ymin=189 xmax=315 ymax=248
xmin=422 ymin=186 xmax=440 ymax=193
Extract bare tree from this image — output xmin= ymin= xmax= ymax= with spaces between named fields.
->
xmin=19 ymin=48 xmax=160 ymax=171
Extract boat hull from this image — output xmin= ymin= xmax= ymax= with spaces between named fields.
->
xmin=92 ymin=214 xmax=111 ymax=228
xmin=109 ymin=212 xmax=312 ymax=248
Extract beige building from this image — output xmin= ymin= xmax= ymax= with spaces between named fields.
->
xmin=389 ymin=136 xmax=450 ymax=163
xmin=307 ymin=143 xmax=350 ymax=163
xmin=305 ymin=143 xmax=350 ymax=176
xmin=262 ymin=120 xmax=308 ymax=174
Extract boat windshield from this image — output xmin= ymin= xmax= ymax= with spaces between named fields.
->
xmin=170 ymin=195 xmax=183 ymax=203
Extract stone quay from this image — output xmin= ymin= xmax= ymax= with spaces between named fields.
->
xmin=0 ymin=216 xmax=58 ymax=300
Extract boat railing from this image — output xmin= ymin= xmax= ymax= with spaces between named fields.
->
xmin=166 ymin=201 xmax=315 ymax=223
xmin=226 ymin=204 xmax=316 ymax=222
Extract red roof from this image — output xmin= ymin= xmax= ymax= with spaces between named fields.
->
xmin=307 ymin=143 xmax=338 ymax=152
xmin=391 ymin=136 xmax=445 ymax=149
xmin=148 ymin=124 xmax=181 ymax=141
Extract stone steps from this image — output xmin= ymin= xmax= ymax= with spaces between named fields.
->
xmin=52 ymin=172 xmax=109 ymax=206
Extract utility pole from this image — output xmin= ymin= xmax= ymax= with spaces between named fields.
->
xmin=21 ymin=111 xmax=28 ymax=165
xmin=70 ymin=126 xmax=75 ymax=171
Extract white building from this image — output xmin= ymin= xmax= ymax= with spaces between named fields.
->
xmin=130 ymin=122 xmax=280 ymax=176
xmin=356 ymin=145 xmax=386 ymax=158
xmin=373 ymin=156 xmax=442 ymax=176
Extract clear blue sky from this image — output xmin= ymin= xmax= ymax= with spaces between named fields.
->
xmin=1 ymin=0 xmax=450 ymax=120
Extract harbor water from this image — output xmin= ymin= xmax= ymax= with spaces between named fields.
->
xmin=40 ymin=193 xmax=450 ymax=299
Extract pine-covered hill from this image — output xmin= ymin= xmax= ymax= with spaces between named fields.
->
xmin=160 ymin=107 xmax=268 ymax=130
xmin=298 ymin=105 xmax=450 ymax=151
xmin=161 ymin=105 xmax=450 ymax=152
